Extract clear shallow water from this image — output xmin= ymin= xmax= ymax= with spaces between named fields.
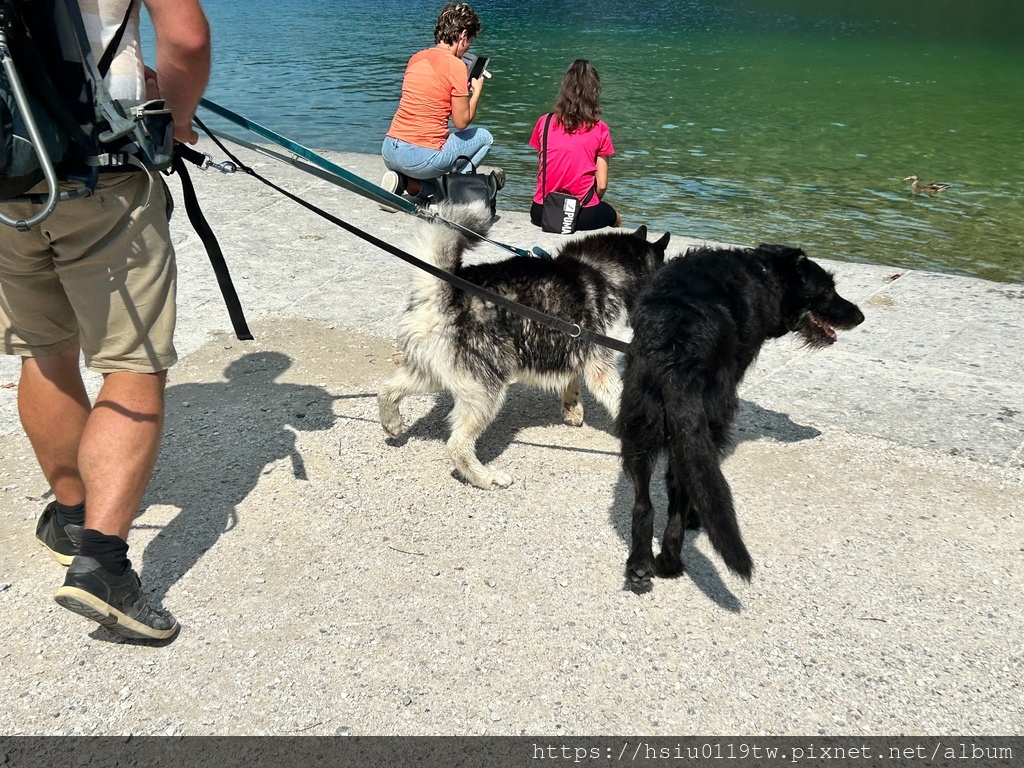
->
xmin=147 ymin=0 xmax=1024 ymax=282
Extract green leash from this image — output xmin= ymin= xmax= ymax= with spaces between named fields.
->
xmin=199 ymin=98 xmax=416 ymax=214
xmin=197 ymin=99 xmax=533 ymax=259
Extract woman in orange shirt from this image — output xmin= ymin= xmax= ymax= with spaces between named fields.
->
xmin=380 ymin=3 xmax=499 ymax=201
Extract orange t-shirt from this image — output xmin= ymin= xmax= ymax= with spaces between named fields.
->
xmin=387 ymin=47 xmax=469 ymax=150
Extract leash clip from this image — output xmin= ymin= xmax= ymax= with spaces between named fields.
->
xmin=199 ymin=153 xmax=237 ymax=174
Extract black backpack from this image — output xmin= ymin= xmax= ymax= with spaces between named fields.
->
xmin=0 ymin=0 xmax=174 ymax=229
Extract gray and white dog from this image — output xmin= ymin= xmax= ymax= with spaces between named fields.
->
xmin=378 ymin=201 xmax=669 ymax=490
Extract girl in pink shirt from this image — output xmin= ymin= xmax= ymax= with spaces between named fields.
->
xmin=529 ymin=59 xmax=621 ymax=231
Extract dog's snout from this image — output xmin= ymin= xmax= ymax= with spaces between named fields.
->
xmin=840 ymin=299 xmax=865 ymax=329
xmin=823 ymin=293 xmax=865 ymax=330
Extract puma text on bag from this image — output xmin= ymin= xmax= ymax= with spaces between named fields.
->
xmin=541 ymin=191 xmax=581 ymax=234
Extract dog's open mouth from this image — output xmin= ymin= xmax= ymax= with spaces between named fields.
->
xmin=812 ymin=314 xmax=838 ymax=343
xmin=797 ymin=312 xmax=838 ymax=348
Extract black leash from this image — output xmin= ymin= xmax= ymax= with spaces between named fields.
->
xmin=190 ymin=120 xmax=631 ymax=354
xmin=170 ymin=144 xmax=253 ymax=340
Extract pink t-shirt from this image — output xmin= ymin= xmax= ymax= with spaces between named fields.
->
xmin=529 ymin=114 xmax=614 ymax=206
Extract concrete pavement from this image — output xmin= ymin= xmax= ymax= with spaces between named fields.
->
xmin=0 ymin=141 xmax=1021 ymax=736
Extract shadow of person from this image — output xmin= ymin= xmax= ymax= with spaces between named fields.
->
xmin=137 ymin=352 xmax=337 ymax=603
xmin=606 ymin=400 xmax=820 ymax=610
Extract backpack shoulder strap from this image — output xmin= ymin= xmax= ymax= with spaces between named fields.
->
xmin=53 ymin=0 xmax=136 ymax=141
xmin=96 ymin=0 xmax=136 ymax=77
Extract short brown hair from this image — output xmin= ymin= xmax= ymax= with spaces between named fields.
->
xmin=554 ymin=59 xmax=603 ymax=134
xmin=434 ymin=3 xmax=482 ymax=45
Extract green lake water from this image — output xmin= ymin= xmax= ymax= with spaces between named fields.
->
xmin=154 ymin=0 xmax=1024 ymax=282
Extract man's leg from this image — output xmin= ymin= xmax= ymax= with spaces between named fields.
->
xmin=18 ymin=346 xmax=90 ymax=507
xmin=22 ymin=346 xmax=175 ymax=641
xmin=20 ymin=347 xmax=91 ymax=565
xmin=77 ymin=369 xmax=166 ymax=541
xmin=20 ymin=353 xmax=167 ymax=534
xmin=52 ymin=367 xmax=177 ymax=641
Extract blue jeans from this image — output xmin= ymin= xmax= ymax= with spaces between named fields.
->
xmin=382 ymin=128 xmax=493 ymax=197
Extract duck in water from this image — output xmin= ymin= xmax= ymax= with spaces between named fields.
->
xmin=904 ymin=174 xmax=950 ymax=194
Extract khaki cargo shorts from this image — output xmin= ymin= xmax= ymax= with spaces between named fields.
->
xmin=0 ymin=171 xmax=177 ymax=374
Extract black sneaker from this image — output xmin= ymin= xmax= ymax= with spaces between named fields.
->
xmin=54 ymin=556 xmax=179 ymax=641
xmin=36 ymin=501 xmax=83 ymax=566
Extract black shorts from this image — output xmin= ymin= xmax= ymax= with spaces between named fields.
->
xmin=530 ymin=200 xmax=618 ymax=231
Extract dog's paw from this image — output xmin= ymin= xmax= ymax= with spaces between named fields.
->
xmin=378 ymin=399 xmax=405 ymax=438
xmin=655 ymin=552 xmax=685 ymax=578
xmin=562 ymin=402 xmax=584 ymax=427
xmin=485 ymin=471 xmax=513 ymax=490
xmin=625 ymin=558 xmax=655 ymax=592
xmin=459 ymin=469 xmax=514 ymax=490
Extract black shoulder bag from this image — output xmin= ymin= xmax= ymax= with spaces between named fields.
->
xmin=433 ymin=155 xmax=499 ymax=216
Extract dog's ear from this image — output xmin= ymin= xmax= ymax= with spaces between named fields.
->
xmin=633 ymin=225 xmax=649 ymax=240
xmin=758 ymin=243 xmax=803 ymax=258
xmin=759 ymin=243 xmax=806 ymax=269
xmin=653 ymin=231 xmax=671 ymax=251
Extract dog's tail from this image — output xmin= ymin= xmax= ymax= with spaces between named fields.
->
xmin=410 ymin=200 xmax=494 ymax=275
xmin=670 ymin=428 xmax=754 ymax=581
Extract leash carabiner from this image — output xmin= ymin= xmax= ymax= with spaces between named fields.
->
xmin=199 ymin=153 xmax=237 ymax=174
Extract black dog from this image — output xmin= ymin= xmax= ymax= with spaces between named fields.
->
xmin=615 ymin=244 xmax=865 ymax=590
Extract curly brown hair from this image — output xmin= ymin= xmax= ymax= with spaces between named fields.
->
xmin=553 ymin=59 xmax=603 ymax=134
xmin=434 ymin=3 xmax=482 ymax=45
